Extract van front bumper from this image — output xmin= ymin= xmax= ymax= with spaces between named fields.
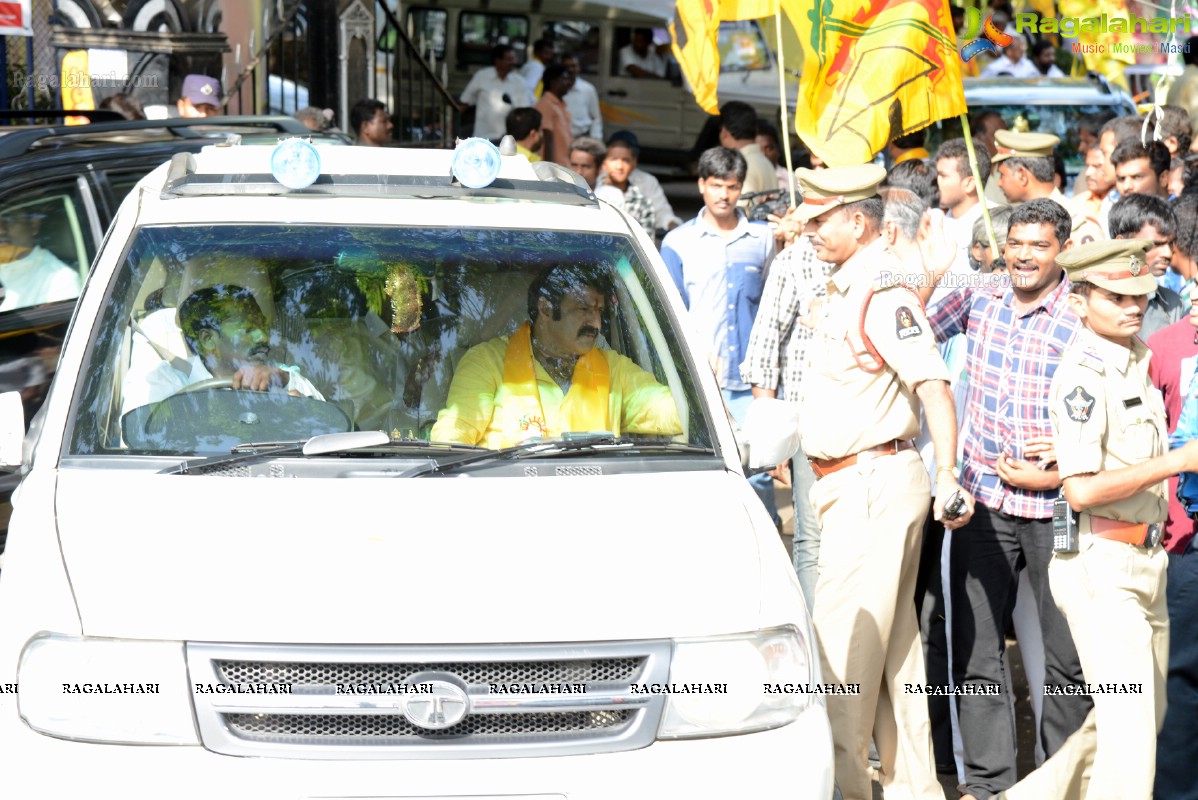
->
xmin=0 ymin=707 xmax=834 ymax=799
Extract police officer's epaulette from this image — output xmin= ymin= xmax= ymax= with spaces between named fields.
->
xmin=1075 ymin=348 xmax=1105 ymax=374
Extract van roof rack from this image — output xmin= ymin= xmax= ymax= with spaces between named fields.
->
xmin=0 ymin=115 xmax=312 ymax=161
xmin=160 ymin=151 xmax=600 ymax=207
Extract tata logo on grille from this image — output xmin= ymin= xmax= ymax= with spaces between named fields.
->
xmin=400 ymin=680 xmax=470 ymax=730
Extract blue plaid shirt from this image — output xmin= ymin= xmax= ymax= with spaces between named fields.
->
xmin=661 ymin=209 xmax=775 ymax=390
xmin=929 ymin=276 xmax=1081 ymax=519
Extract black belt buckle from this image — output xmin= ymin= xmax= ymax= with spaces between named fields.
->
xmin=1145 ymin=523 xmax=1163 ymax=548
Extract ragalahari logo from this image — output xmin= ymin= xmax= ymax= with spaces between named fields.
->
xmin=960 ymin=11 xmax=1014 ymax=62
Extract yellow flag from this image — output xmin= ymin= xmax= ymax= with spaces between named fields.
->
xmin=793 ymin=0 xmax=966 ymax=166
xmin=61 ymin=50 xmax=95 ymax=126
xmin=721 ymin=0 xmax=778 ymax=18
xmin=1059 ymin=0 xmax=1132 ymax=90
xmin=670 ymin=0 xmax=725 ymax=114
xmin=671 ymin=0 xmax=805 ymax=113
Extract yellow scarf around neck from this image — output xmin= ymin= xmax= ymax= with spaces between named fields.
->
xmin=502 ymin=321 xmax=611 ymax=439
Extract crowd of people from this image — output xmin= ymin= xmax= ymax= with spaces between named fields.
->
xmin=721 ymin=100 xmax=1198 ymax=800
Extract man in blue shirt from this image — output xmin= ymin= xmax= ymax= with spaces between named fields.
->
xmin=662 ymin=146 xmax=777 ymax=522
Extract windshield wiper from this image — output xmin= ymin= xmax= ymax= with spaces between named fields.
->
xmin=162 ymin=431 xmax=487 ymax=475
xmin=400 ymin=433 xmax=715 ymax=478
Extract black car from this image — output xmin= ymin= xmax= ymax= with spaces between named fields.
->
xmin=0 ymin=113 xmax=329 ymax=546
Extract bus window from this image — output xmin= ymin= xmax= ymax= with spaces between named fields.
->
xmin=542 ymin=20 xmax=600 ymax=76
xmin=458 ymin=12 xmax=529 ymax=69
xmin=406 ymin=7 xmax=448 ymax=62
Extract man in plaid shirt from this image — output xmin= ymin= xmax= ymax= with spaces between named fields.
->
xmin=740 ymin=235 xmax=833 ymax=608
xmin=921 ymin=199 xmax=1091 ymax=800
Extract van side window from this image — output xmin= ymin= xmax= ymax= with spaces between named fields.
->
xmin=0 ymin=181 xmax=93 ymax=312
xmin=542 ymin=20 xmax=600 ymax=76
xmin=407 ymin=7 xmax=448 ymax=62
xmin=612 ymin=27 xmax=670 ymax=79
xmin=458 ymin=12 xmax=529 ymax=69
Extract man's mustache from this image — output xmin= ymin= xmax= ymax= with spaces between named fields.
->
xmin=577 ymin=325 xmax=600 ymax=338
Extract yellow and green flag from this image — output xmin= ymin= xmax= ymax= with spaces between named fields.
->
xmin=793 ymin=0 xmax=966 ymax=166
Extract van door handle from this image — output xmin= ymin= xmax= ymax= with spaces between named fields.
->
xmin=607 ymin=89 xmax=628 ymax=97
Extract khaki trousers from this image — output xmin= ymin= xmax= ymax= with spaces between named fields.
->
xmin=810 ymin=449 xmax=941 ymax=800
xmin=1003 ymin=535 xmax=1169 ymax=800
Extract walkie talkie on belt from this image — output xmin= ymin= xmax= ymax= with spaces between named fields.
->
xmin=1052 ymin=493 xmax=1080 ymax=553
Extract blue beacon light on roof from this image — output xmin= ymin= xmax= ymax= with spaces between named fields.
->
xmin=451 ymin=137 xmax=502 ymax=189
xmin=270 ymin=138 xmax=321 ymax=190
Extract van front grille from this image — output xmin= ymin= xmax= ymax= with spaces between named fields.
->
xmin=216 ymin=657 xmax=643 ymax=687
xmin=187 ymin=641 xmax=671 ymax=759
xmin=226 ymin=709 xmax=636 ymax=743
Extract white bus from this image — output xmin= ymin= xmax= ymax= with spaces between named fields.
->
xmin=376 ymin=0 xmax=798 ymax=169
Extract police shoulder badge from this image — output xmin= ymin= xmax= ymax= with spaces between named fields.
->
xmin=895 ymin=306 xmax=922 ymax=340
xmin=1064 ymin=385 xmax=1096 ymax=423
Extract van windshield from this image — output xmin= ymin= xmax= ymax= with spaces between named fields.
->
xmin=718 ymin=21 xmax=770 ymax=73
xmin=67 ymin=224 xmax=712 ymax=458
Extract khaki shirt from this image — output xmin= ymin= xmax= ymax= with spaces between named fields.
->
xmin=1049 ymin=326 xmax=1168 ymax=524
xmin=799 ymin=238 xmax=951 ymax=460
xmin=1049 ymin=189 xmax=1105 ymax=246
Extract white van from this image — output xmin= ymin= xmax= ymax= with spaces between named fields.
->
xmin=0 ymin=138 xmax=832 ymax=798
xmin=379 ymin=0 xmax=797 ymax=168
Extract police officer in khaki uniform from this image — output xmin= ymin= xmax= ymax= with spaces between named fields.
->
xmin=991 ymin=130 xmax=1105 ymax=245
xmin=794 ymin=164 xmax=975 ymax=800
xmin=999 ymin=239 xmax=1198 ymax=800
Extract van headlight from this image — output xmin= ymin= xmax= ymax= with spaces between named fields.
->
xmin=658 ymin=626 xmax=814 ymax=738
xmin=18 ymin=634 xmax=198 ymax=744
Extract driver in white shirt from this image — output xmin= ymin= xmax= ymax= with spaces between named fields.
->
xmin=129 ymin=283 xmax=323 ymax=409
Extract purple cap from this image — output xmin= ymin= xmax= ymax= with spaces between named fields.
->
xmin=181 ymin=74 xmax=222 ymax=107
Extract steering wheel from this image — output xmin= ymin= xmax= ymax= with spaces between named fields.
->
xmin=173 ymin=376 xmax=235 ymax=396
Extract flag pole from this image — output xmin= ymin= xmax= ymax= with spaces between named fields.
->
xmin=774 ymin=7 xmax=796 ymax=207
xmin=960 ymin=113 xmax=999 ymax=261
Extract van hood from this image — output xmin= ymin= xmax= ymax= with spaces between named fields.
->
xmin=56 ymin=468 xmax=768 ymax=643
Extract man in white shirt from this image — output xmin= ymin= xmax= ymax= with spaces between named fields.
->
xmin=131 ymin=284 xmax=323 ymax=410
xmin=619 ymin=28 xmax=666 ymax=78
xmin=520 ymin=39 xmax=556 ymax=95
xmin=980 ymin=31 xmax=1039 ymax=78
xmin=0 ymin=211 xmax=81 ymax=311
xmin=562 ymin=54 xmax=602 ymax=139
xmin=935 ymin=137 xmax=996 ymax=265
xmin=1030 ymin=41 xmax=1066 ymax=78
xmin=607 ymin=130 xmax=683 ymax=231
xmin=460 ymin=44 xmax=535 ymax=141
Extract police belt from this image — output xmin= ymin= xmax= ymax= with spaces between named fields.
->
xmin=1086 ymin=515 xmax=1163 ymax=548
xmin=809 ymin=439 xmax=914 ymax=479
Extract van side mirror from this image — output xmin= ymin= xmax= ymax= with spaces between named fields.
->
xmin=741 ymin=397 xmax=801 ymax=470
xmin=0 ymin=391 xmax=25 ymax=469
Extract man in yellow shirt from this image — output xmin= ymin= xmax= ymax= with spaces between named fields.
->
xmin=430 ymin=265 xmax=682 ymax=448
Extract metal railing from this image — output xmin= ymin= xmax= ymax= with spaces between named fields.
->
xmin=223 ymin=0 xmax=307 ymax=117
xmin=375 ymin=2 xmax=460 ymax=148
